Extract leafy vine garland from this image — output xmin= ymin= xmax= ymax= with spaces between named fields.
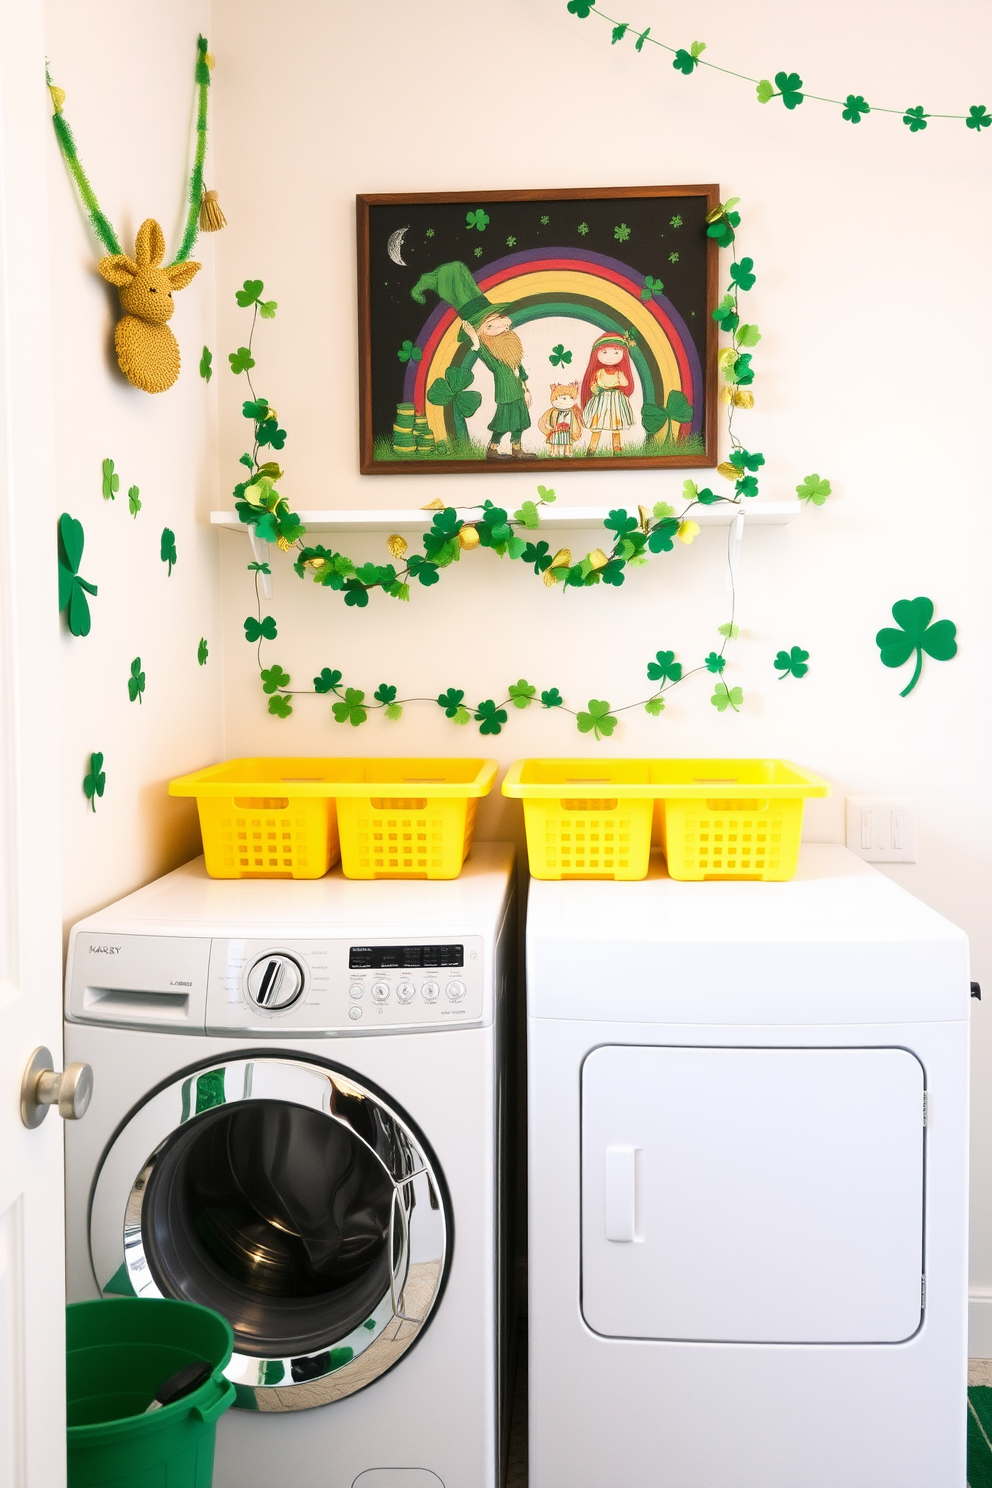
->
xmin=565 ymin=2 xmax=989 ymax=133
xmin=228 ymin=198 xmax=829 ymax=736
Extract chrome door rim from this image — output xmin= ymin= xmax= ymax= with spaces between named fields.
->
xmin=91 ymin=1054 xmax=449 ymax=1411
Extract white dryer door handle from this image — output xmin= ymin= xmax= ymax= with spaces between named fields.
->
xmin=604 ymin=1146 xmax=638 ymax=1243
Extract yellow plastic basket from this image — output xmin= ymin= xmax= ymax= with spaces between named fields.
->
xmin=169 ymin=757 xmax=497 ymax=880
xmin=502 ymin=759 xmax=657 ymax=880
xmin=650 ymin=758 xmax=831 ymax=881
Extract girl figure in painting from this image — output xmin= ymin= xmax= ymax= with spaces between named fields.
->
xmin=580 ymin=332 xmax=635 ymax=455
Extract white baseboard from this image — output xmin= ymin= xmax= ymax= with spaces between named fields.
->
xmin=970 ymin=1290 xmax=992 ymax=1357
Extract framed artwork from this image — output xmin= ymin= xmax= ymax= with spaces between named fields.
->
xmin=357 ymin=185 xmax=719 ymax=476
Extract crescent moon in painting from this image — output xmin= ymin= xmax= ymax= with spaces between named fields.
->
xmin=387 ymin=226 xmax=409 ymax=266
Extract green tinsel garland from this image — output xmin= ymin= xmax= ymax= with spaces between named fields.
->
xmin=47 ymin=35 xmax=212 ymax=263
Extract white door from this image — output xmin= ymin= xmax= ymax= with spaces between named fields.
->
xmin=0 ymin=2 xmax=69 ymax=1484
xmin=582 ymin=1045 xmax=926 ymax=1344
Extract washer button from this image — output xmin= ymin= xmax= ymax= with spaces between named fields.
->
xmin=349 ymin=984 xmax=365 ymax=1000
xmin=396 ymin=982 xmax=415 ymax=1004
xmin=421 ymin=982 xmax=439 ymax=1003
xmin=371 ymin=982 xmax=390 ymax=1004
xmin=446 ymin=980 xmax=467 ymax=1003
xmin=348 ymin=1006 xmax=363 ymax=1021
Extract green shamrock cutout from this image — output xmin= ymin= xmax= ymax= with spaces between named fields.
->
xmin=903 ymin=106 xmax=928 ymax=132
xmin=797 ymin=473 xmax=831 ymax=505
xmin=647 ymin=518 xmax=679 ymax=553
xmin=128 ymin=485 xmax=141 ymax=517
xmin=58 ymin=513 xmax=98 ymax=637
xmin=236 ymin=279 xmax=264 ymax=307
xmin=258 ymin=300 xmax=278 ymax=320
xmin=465 ymin=208 xmax=489 ymax=231
xmin=967 ymin=106 xmax=991 ymax=132
xmin=127 ymin=657 xmax=145 ymax=704
xmin=641 ymin=275 xmax=665 ymax=300
xmin=332 ymin=688 xmax=368 ymax=726
xmin=244 ymin=615 xmax=277 ymax=642
xmin=704 ymin=652 xmax=726 ymax=673
xmin=774 ymin=71 xmax=804 ymax=109
xmin=614 ymin=223 xmax=631 ymax=242
xmin=647 ymin=650 xmax=682 ymax=684
xmin=314 ymin=668 xmax=343 ymax=694
xmin=83 ymin=751 xmax=105 ymax=812
xmin=718 ymin=622 xmax=740 ymax=640
xmin=673 ymin=42 xmax=705 ymax=75
xmin=645 ymin=698 xmax=665 ymax=717
xmin=513 ymin=501 xmax=540 ymax=530
xmin=197 ymin=638 xmax=209 ymax=665
xmin=713 ymin=295 xmax=739 ymax=333
xmin=775 ymin=646 xmax=809 ymax=679
xmin=842 ymin=94 xmax=870 ymax=124
xmin=634 ymin=27 xmax=651 ymax=52
xmin=261 ymin=664 xmax=290 ymax=694
xmin=229 ymin=347 xmax=255 ymax=374
xmin=374 ymin=684 xmax=398 ymax=707
xmin=577 ymin=221 xmax=590 ymax=234
xmin=508 ymin=679 xmax=536 ymax=710
xmin=160 ymin=528 xmax=177 ymax=576
xmin=541 ymin=688 xmax=563 ymax=708
xmin=475 ymin=700 xmax=507 ymax=736
xmin=397 ymin=340 xmax=422 ymax=363
xmin=102 ymin=458 xmax=119 ymax=501
xmin=711 ymin=682 xmax=744 ymax=713
xmin=876 ymin=597 xmax=957 ymax=696
xmin=611 ymin=23 xmax=628 ymax=42
xmin=437 ymin=688 xmax=465 ymax=718
xmin=549 ymin=344 xmax=572 ymax=366
xmin=523 ymin=540 xmax=552 ymax=574
xmin=729 ymin=257 xmax=756 ymax=291
xmin=199 ymin=346 xmax=213 ymax=381
xmin=577 ymin=699 xmax=617 ymax=739
xmin=566 ymin=0 xmax=596 ymax=15
xmin=268 ymin=696 xmax=292 ymax=718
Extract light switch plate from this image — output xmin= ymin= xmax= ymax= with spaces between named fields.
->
xmin=846 ymin=797 xmax=918 ymax=863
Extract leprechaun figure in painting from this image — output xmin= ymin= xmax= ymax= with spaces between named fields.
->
xmin=411 ymin=260 xmax=532 ymax=460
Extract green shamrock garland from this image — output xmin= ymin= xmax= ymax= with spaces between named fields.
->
xmin=567 ymin=3 xmax=989 ymax=133
xmin=231 ymin=201 xmax=830 ymax=735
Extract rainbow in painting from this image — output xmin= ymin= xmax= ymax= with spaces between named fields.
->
xmin=359 ymin=188 xmax=717 ymax=474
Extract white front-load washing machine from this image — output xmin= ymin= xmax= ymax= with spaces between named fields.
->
xmin=64 ymin=842 xmax=515 ymax=1488
xmin=526 ymin=845 xmax=970 ymax=1488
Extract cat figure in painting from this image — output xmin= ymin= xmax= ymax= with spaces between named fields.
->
xmin=538 ymin=382 xmax=584 ymax=457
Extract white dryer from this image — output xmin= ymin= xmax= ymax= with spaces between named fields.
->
xmin=64 ymin=843 xmax=515 ymax=1488
xmin=526 ymin=845 xmax=970 ymax=1488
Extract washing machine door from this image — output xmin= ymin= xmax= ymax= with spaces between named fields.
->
xmin=89 ymin=1054 xmax=450 ymax=1411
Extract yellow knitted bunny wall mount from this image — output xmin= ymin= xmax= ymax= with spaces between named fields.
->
xmin=98 ymin=221 xmax=200 ymax=393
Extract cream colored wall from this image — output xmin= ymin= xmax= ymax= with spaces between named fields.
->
xmin=46 ymin=1 xmax=224 ymax=935
xmin=210 ymin=0 xmax=992 ymax=1297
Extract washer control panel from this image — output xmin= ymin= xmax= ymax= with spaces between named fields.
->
xmin=205 ymin=936 xmax=486 ymax=1034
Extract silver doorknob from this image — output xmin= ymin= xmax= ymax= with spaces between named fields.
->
xmin=20 ymin=1046 xmax=93 ymax=1129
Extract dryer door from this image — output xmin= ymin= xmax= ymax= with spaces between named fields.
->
xmin=581 ymin=1044 xmax=926 ymax=1344
xmin=89 ymin=1054 xmax=449 ymax=1410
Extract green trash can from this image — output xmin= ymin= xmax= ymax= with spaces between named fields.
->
xmin=66 ymin=1297 xmax=236 ymax=1488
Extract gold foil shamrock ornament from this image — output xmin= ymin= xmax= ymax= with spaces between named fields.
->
xmin=98 ymin=220 xmax=200 ymax=393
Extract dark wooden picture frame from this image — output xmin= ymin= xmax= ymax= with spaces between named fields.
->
xmin=357 ymin=185 xmax=719 ymax=476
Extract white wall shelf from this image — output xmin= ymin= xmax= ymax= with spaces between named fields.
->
xmin=210 ymin=499 xmax=801 ymax=535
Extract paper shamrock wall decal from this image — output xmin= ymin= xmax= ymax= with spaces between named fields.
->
xmin=83 ymin=752 xmax=105 ymax=812
xmin=58 ymin=513 xmax=97 ymax=636
xmin=775 ymin=646 xmax=809 ymax=679
xmin=98 ymin=220 xmax=201 ymax=393
xmin=876 ymin=597 xmax=957 ymax=696
xmin=160 ymin=527 xmax=177 ymax=575
xmin=127 ymin=657 xmax=145 ymax=703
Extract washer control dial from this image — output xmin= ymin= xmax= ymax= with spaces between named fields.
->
xmin=446 ymin=980 xmax=467 ymax=1003
xmin=396 ymin=981 xmax=416 ymax=1004
xmin=371 ymin=982 xmax=391 ymax=1004
xmin=245 ymin=953 xmax=305 ymax=1012
xmin=422 ymin=982 xmax=440 ymax=1003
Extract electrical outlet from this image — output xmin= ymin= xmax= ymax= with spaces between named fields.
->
xmin=845 ymin=797 xmax=918 ymax=863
